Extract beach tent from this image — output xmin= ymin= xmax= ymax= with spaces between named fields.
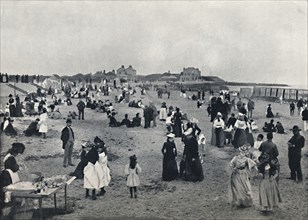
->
xmin=239 ymin=88 xmax=252 ymax=98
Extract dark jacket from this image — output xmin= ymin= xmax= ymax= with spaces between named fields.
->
xmin=259 ymin=140 xmax=279 ymax=160
xmin=302 ymin=109 xmax=308 ymax=121
xmin=61 ymin=126 xmax=74 ymax=149
xmin=77 ymin=101 xmax=86 ymax=111
xmin=288 ymin=134 xmax=305 ymax=157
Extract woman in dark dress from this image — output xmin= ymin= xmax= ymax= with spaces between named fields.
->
xmin=14 ymin=95 xmax=23 ymax=117
xmin=173 ymin=107 xmax=183 ymax=137
xmin=162 ymin=133 xmax=178 ymax=181
xmin=182 ymin=128 xmax=204 ymax=182
xmin=266 ymin=104 xmax=274 ymax=118
xmin=8 ymin=94 xmax=15 ymax=117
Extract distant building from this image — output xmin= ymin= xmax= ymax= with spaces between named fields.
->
xmin=116 ymin=65 xmax=137 ymax=81
xmin=180 ymin=67 xmax=201 ymax=81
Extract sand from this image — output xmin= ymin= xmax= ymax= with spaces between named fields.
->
xmin=1 ymin=87 xmax=308 ymax=220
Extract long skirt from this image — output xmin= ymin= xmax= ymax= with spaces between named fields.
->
xmin=246 ymin=132 xmax=254 ymax=147
xmin=174 ymin=121 xmax=182 ymax=137
xmin=83 ymin=163 xmax=101 ymax=190
xmin=231 ymin=170 xmax=253 ymax=207
xmin=98 ymin=163 xmax=111 ymax=188
xmin=211 ymin=126 xmax=216 ymax=146
xmin=162 ymin=158 xmax=178 ymax=181
xmin=232 ymin=129 xmax=247 ymax=148
xmin=159 ymin=108 xmax=167 ymax=120
xmin=215 ymin=127 xmax=225 ymax=148
xmin=259 ymin=179 xmax=282 ymax=211
xmin=183 ymin=157 xmax=204 ymax=182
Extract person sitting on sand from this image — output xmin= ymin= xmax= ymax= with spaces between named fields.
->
xmin=4 ymin=118 xmax=17 ymax=136
xmin=120 ymin=114 xmax=132 ymax=127
xmin=109 ymin=112 xmax=121 ymax=127
xmin=275 ymin=121 xmax=285 ymax=134
xmin=132 ymin=113 xmax=141 ymax=127
xmin=263 ymin=119 xmax=276 ymax=133
xmin=0 ymin=117 xmax=9 ymax=132
xmin=24 ymin=118 xmax=40 ymax=137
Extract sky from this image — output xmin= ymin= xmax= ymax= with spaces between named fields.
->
xmin=0 ymin=0 xmax=307 ymax=86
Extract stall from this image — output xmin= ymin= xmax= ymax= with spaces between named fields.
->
xmin=3 ymin=176 xmax=76 ymax=220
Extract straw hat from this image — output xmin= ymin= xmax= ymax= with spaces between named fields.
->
xmin=190 ymin=118 xmax=199 ymax=124
xmin=217 ymin=112 xmax=222 ymax=117
xmin=239 ymin=144 xmax=249 ymax=152
xmin=264 ymin=164 xmax=271 ymax=171
xmin=167 ymin=133 xmax=175 ymax=138
xmin=183 ymin=127 xmax=193 ymax=136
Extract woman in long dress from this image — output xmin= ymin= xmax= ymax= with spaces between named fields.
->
xmin=212 ymin=112 xmax=225 ymax=148
xmin=266 ymin=104 xmax=274 ymax=118
xmin=258 ymin=162 xmax=282 ymax=213
xmin=230 ymin=144 xmax=258 ymax=207
xmin=173 ymin=107 xmax=183 ymax=137
xmin=182 ymin=128 xmax=204 ymax=182
xmin=232 ymin=113 xmax=247 ymax=148
xmin=162 ymin=133 xmax=178 ymax=181
xmin=14 ymin=95 xmax=23 ymax=117
xmin=38 ymin=108 xmax=48 ymax=139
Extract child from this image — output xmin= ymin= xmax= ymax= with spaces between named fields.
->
xmin=251 ymin=134 xmax=264 ymax=163
xmin=97 ymin=145 xmax=111 ymax=196
xmin=198 ymin=134 xmax=206 ymax=163
xmin=165 ymin=112 xmax=174 ymax=133
xmin=83 ymin=144 xmax=99 ymax=200
xmin=124 ymin=155 xmax=141 ymax=198
xmin=258 ymin=162 xmax=282 ymax=214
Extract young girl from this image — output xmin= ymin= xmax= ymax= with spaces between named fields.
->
xmin=83 ymin=144 xmax=99 ymax=200
xmin=258 ymin=162 xmax=282 ymax=214
xmin=124 ymin=155 xmax=141 ymax=198
xmin=96 ymin=146 xmax=111 ymax=196
xmin=198 ymin=134 xmax=206 ymax=163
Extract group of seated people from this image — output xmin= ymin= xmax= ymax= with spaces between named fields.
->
xmin=109 ymin=112 xmax=141 ymax=128
xmin=86 ymin=98 xmax=114 ymax=114
xmin=128 ymin=100 xmax=143 ymax=108
xmin=262 ymin=119 xmax=285 ymax=134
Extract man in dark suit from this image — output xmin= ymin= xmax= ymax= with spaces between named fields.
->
xmin=77 ymin=99 xmax=86 ymax=120
xmin=287 ymin=125 xmax=305 ymax=182
xmin=61 ymin=119 xmax=75 ymax=167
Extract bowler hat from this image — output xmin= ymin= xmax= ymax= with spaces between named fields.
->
xmin=66 ymin=118 xmax=72 ymax=123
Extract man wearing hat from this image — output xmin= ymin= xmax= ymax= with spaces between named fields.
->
xmin=287 ymin=125 xmax=305 ymax=182
xmin=61 ymin=119 xmax=75 ymax=167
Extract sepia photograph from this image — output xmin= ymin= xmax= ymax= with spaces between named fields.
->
xmin=0 ymin=0 xmax=307 ymax=219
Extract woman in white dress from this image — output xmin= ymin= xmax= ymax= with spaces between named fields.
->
xmin=159 ymin=102 xmax=167 ymax=121
xmin=38 ymin=108 xmax=48 ymax=139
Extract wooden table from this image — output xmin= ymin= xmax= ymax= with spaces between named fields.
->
xmin=4 ymin=176 xmax=76 ymax=220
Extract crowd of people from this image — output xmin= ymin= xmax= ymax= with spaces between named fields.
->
xmin=0 ymin=82 xmax=307 ymax=218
